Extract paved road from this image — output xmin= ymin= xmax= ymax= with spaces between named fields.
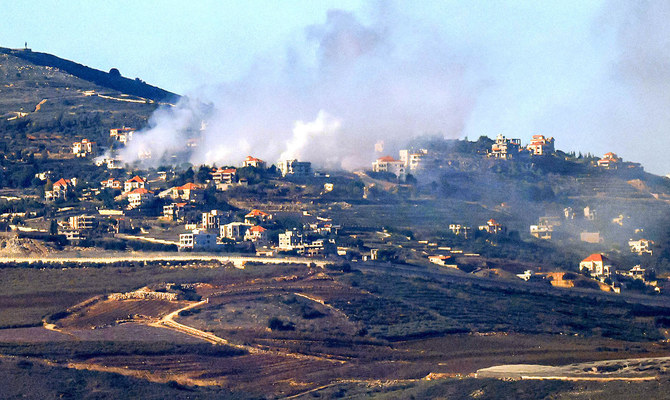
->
xmin=0 ymin=253 xmax=331 ymax=268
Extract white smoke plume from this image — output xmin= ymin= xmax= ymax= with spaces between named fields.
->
xmin=120 ymin=5 xmax=477 ymax=169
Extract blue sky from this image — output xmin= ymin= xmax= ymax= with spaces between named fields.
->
xmin=3 ymin=1 xmax=670 ymax=174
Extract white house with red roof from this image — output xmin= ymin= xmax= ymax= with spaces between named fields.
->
xmin=478 ymin=219 xmax=506 ymax=235
xmin=597 ymin=152 xmax=622 ymax=169
xmin=372 ymin=156 xmax=406 ymax=177
xmin=243 ymin=156 xmax=266 ymax=169
xmin=45 ymin=178 xmax=76 ymax=201
xmin=127 ymin=188 xmax=154 ymax=209
xmin=212 ymin=167 xmax=236 ymax=184
xmin=244 ymin=225 xmax=268 ymax=242
xmin=244 ymin=209 xmax=272 ymax=224
xmin=124 ymin=176 xmax=146 ymax=193
xmin=526 ymin=135 xmax=555 ymax=155
xmin=579 ymin=253 xmax=612 ymax=278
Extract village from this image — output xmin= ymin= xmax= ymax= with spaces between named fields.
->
xmin=0 ymin=127 xmax=659 ymax=299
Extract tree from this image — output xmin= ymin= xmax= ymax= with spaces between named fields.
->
xmin=49 ymin=219 xmax=58 ymax=235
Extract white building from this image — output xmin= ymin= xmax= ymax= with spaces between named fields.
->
xmin=179 ymin=229 xmax=219 ymax=250
xmin=278 ymin=159 xmax=312 ymax=177
xmin=579 ymin=253 xmax=612 ymax=278
xmin=220 ymin=222 xmax=253 ymax=241
xmin=201 ymin=210 xmax=228 ymax=231
xmin=399 ymin=149 xmax=428 ymax=171
xmin=372 ymin=156 xmax=406 ymax=177
xmin=279 ymin=230 xmax=303 ymax=250
xmin=72 ymin=139 xmax=97 ymax=157
xmin=127 ymin=188 xmax=154 ymax=209
xmin=489 ymin=134 xmax=521 ymax=159
xmin=629 ymin=239 xmax=654 ymax=255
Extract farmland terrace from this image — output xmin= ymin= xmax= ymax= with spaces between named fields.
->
xmin=2 ymin=261 xmax=670 ymax=398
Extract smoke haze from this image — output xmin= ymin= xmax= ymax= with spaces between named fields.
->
xmin=121 ymin=1 xmax=670 ymax=175
xmin=121 ymin=6 xmax=477 ymax=169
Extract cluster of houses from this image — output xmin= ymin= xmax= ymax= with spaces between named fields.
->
xmin=372 ymin=149 xmax=430 ymax=178
xmin=577 ymin=253 xmax=661 ymax=293
xmin=178 ymin=208 xmax=339 ymax=256
xmin=447 ymin=219 xmax=507 ymax=239
xmin=489 ymin=134 xmax=555 ymax=159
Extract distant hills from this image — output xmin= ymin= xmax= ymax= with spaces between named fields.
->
xmin=0 ymin=47 xmax=179 ymax=102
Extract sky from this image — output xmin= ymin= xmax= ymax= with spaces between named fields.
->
xmin=2 ymin=0 xmax=670 ymax=174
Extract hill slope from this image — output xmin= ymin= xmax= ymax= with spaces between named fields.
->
xmin=0 ymin=47 xmax=178 ymax=102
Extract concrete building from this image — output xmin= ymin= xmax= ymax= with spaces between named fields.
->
xmin=220 ymin=222 xmax=253 ymax=241
xmin=127 ymin=188 xmax=154 ymax=209
xmin=179 ymin=229 xmax=219 ymax=250
xmin=201 ymin=209 xmax=228 ymax=230
xmin=579 ymin=253 xmax=612 ymax=278
xmin=72 ymin=139 xmax=97 ymax=157
xmin=278 ymin=159 xmax=312 ymax=177
xmin=479 ymin=219 xmax=506 ymax=235
xmin=629 ymin=239 xmax=654 ymax=255
xmin=489 ymin=134 xmax=521 ymax=159
xmin=279 ymin=230 xmax=303 ymax=250
xmin=69 ymin=215 xmax=97 ymax=230
xmin=243 ymin=156 xmax=266 ymax=169
xmin=124 ymin=176 xmax=146 ymax=193
xmin=372 ymin=156 xmax=406 ymax=177
xmin=526 ymin=135 xmax=555 ymax=155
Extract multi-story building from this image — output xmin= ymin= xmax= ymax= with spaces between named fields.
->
xmin=279 ymin=230 xmax=303 ymax=250
xmin=448 ymin=224 xmax=472 ymax=239
xmin=72 ymin=139 xmax=97 ymax=157
xmin=110 ymin=127 xmax=135 ymax=144
xmin=629 ymin=238 xmax=654 ymax=255
xmin=243 ymin=156 xmax=266 ymax=169
xmin=372 ymin=156 xmax=406 ymax=177
xmin=220 ymin=222 xmax=253 ymax=241
xmin=244 ymin=225 xmax=267 ymax=242
xmin=489 ymin=134 xmax=521 ymax=159
xmin=478 ymin=219 xmax=506 ymax=234
xmin=179 ymin=229 xmax=219 ymax=250
xmin=127 ymin=188 xmax=154 ymax=209
xmin=597 ymin=152 xmax=622 ymax=169
xmin=399 ymin=149 xmax=428 ymax=171
xmin=278 ymin=159 xmax=312 ymax=177
xmin=579 ymin=253 xmax=612 ymax=278
xmin=69 ymin=215 xmax=97 ymax=230
xmin=201 ymin=210 xmax=228 ymax=231
xmin=526 ymin=135 xmax=555 ymax=155
xmin=124 ymin=176 xmax=146 ymax=193
xmin=244 ymin=209 xmax=272 ymax=224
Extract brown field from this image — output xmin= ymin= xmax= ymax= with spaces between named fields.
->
xmin=4 ymin=262 xmax=670 ymax=398
xmin=56 ymin=298 xmax=192 ymax=329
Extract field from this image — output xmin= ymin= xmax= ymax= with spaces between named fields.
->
xmin=3 ymin=261 xmax=670 ymax=398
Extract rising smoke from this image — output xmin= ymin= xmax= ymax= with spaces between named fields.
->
xmin=120 ymin=6 xmax=477 ymax=169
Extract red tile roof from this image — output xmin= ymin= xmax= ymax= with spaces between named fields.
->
xmin=126 ymin=175 xmax=145 ymax=183
xmin=53 ymin=178 xmax=70 ymax=187
xmin=582 ymin=253 xmax=605 ymax=263
xmin=128 ymin=188 xmax=152 ymax=195
xmin=249 ymin=226 xmax=266 ymax=233
xmin=178 ymin=182 xmax=202 ymax=190
xmin=245 ymin=156 xmax=264 ymax=162
xmin=246 ymin=209 xmax=269 ymax=217
xmin=377 ymin=156 xmax=398 ymax=162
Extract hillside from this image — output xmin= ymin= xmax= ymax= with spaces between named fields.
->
xmin=0 ymin=48 xmax=175 ymax=155
xmin=0 ymin=47 xmax=178 ymax=102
